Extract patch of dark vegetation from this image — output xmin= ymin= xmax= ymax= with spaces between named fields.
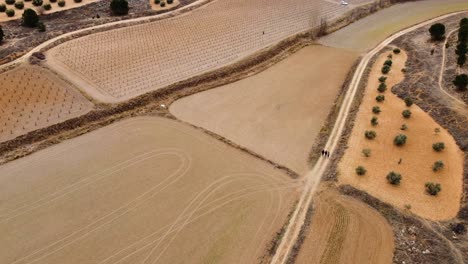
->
xmin=338 ymin=185 xmax=462 ymax=264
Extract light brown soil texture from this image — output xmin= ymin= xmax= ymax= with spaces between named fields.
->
xmin=0 ymin=0 xmax=99 ymax=22
xmin=338 ymin=50 xmax=464 ymax=220
xmin=170 ymin=45 xmax=357 ymax=174
xmin=45 ymin=0 xmax=353 ymax=102
xmin=319 ymin=0 xmax=468 ymax=52
xmin=294 ymin=187 xmax=394 ymax=264
xmin=0 ymin=65 xmax=93 ymax=143
xmin=0 ymin=116 xmax=299 ymax=264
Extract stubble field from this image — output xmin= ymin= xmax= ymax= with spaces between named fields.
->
xmin=0 ymin=116 xmax=298 ymax=264
xmin=338 ymin=50 xmax=463 ymax=220
xmin=45 ymin=0 xmax=351 ymax=102
xmin=0 ymin=65 xmax=93 ymax=143
xmin=171 ymin=45 xmax=357 ymax=174
xmin=294 ymin=188 xmax=394 ymax=264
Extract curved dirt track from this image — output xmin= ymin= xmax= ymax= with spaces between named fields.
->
xmin=0 ymin=117 xmax=299 ymax=264
xmin=270 ymin=11 xmax=468 ymax=264
xmin=45 ymin=0 xmax=352 ymax=102
xmin=294 ymin=188 xmax=394 ymax=264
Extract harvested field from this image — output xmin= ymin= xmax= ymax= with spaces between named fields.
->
xmin=294 ymin=188 xmax=394 ymax=264
xmin=338 ymin=50 xmax=464 ymax=220
xmin=0 ymin=65 xmax=93 ymax=143
xmin=45 ymin=0 xmax=353 ymax=102
xmin=319 ymin=0 xmax=468 ymax=52
xmin=170 ymin=45 xmax=357 ymax=174
xmin=0 ymin=116 xmax=298 ymax=264
xmin=0 ymin=0 xmax=99 ymax=22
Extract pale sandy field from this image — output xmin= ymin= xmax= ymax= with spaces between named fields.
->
xmin=0 ymin=65 xmax=93 ymax=143
xmin=338 ymin=50 xmax=464 ymax=220
xmin=171 ymin=45 xmax=357 ymax=174
xmin=295 ymin=188 xmax=394 ymax=264
xmin=150 ymin=0 xmax=179 ymax=11
xmin=0 ymin=0 xmax=99 ymax=22
xmin=45 ymin=0 xmax=352 ymax=102
xmin=0 ymin=116 xmax=299 ymax=264
xmin=319 ymin=0 xmax=468 ymax=52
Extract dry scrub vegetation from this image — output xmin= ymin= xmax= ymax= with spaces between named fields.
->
xmin=46 ymin=0 xmax=349 ymax=102
xmin=0 ymin=65 xmax=93 ymax=143
xmin=339 ymin=49 xmax=464 ymax=220
xmin=0 ymin=116 xmax=298 ymax=264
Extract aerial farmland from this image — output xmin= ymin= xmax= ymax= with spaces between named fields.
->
xmin=0 ymin=0 xmax=467 ymax=263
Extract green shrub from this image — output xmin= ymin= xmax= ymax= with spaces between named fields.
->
xmin=402 ymin=109 xmax=411 ymax=119
xmin=355 ymin=166 xmax=367 ymax=176
xmin=372 ymin=106 xmax=381 ymax=114
xmin=14 ymin=1 xmax=23 ymax=9
xmin=432 ymin=160 xmax=444 ymax=172
xmin=459 ymin=24 xmax=468 ymax=43
xmin=43 ymin=3 xmax=51 ymax=10
xmin=376 ymin=95 xmax=385 ymax=102
xmin=384 ymin=59 xmax=393 ymax=66
xmin=387 ymin=171 xmax=402 ymax=185
xmin=32 ymin=0 xmax=42 ymax=6
xmin=404 ymin=97 xmax=413 ymax=107
xmin=6 ymin=8 xmax=15 ymax=16
xmin=371 ymin=116 xmax=378 ymax=126
xmin=365 ymin=130 xmax=376 ymax=140
xmin=154 ymin=0 xmax=160 ymax=3
xmin=74 ymin=0 xmax=82 ymax=2
xmin=37 ymin=22 xmax=45 ymax=32
xmin=58 ymin=0 xmax=65 ymax=6
xmin=160 ymin=1 xmax=165 ymax=7
xmin=453 ymin=74 xmax=468 ymax=91
xmin=22 ymin=8 xmax=39 ymax=27
xmin=362 ymin=148 xmax=371 ymax=157
xmin=167 ymin=0 xmax=173 ymax=4
xmin=456 ymin=43 xmax=467 ymax=56
xmin=393 ymin=48 xmax=401 ymax=54
xmin=429 ymin=23 xmax=445 ymax=40
xmin=0 ymin=26 xmax=3 ymax=44
xmin=425 ymin=182 xmax=441 ymax=196
xmin=110 ymin=0 xmax=128 ymax=15
xmin=394 ymin=134 xmax=407 ymax=146
xmin=377 ymin=82 xmax=387 ymax=92
xmin=432 ymin=142 xmax=445 ymax=152
xmin=5 ymin=0 xmax=15 ymax=5
xmin=400 ymin=124 xmax=408 ymax=131
xmin=378 ymin=76 xmax=387 ymax=83
xmin=457 ymin=54 xmax=466 ymax=66
xmin=461 ymin=17 xmax=468 ymax=27
xmin=49 ymin=0 xmax=56 ymax=2
xmin=0 ymin=4 xmax=6 ymax=12
xmin=382 ymin=65 xmax=391 ymax=74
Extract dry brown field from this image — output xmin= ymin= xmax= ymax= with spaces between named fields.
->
xmin=0 ymin=116 xmax=299 ymax=264
xmin=170 ymin=45 xmax=357 ymax=174
xmin=295 ymin=188 xmax=394 ymax=264
xmin=338 ymin=50 xmax=464 ymax=220
xmin=45 ymin=0 xmax=352 ymax=102
xmin=0 ymin=0 xmax=99 ymax=22
xmin=0 ymin=65 xmax=93 ymax=143
xmin=319 ymin=0 xmax=468 ymax=52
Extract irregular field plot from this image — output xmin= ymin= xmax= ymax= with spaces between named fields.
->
xmin=0 ymin=0 xmax=99 ymax=22
xmin=338 ymin=50 xmax=464 ymax=220
xmin=319 ymin=0 xmax=468 ymax=52
xmin=171 ymin=45 xmax=357 ymax=174
xmin=0 ymin=65 xmax=93 ymax=143
xmin=0 ymin=116 xmax=298 ymax=264
xmin=46 ymin=0 xmax=351 ymax=102
xmin=295 ymin=188 xmax=394 ymax=264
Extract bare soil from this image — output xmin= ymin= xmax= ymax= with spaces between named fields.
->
xmin=0 ymin=65 xmax=93 ymax=143
xmin=0 ymin=116 xmax=299 ymax=264
xmin=339 ymin=50 xmax=464 ymax=220
xmin=319 ymin=0 xmax=468 ymax=52
xmin=171 ymin=45 xmax=357 ymax=174
xmin=293 ymin=186 xmax=394 ymax=264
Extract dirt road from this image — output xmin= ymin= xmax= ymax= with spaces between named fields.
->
xmin=270 ymin=11 xmax=468 ymax=264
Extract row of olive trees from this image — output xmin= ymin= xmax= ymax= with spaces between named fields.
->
xmin=453 ymin=18 xmax=468 ymax=91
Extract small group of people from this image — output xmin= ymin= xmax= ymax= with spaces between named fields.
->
xmin=321 ymin=150 xmax=331 ymax=158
